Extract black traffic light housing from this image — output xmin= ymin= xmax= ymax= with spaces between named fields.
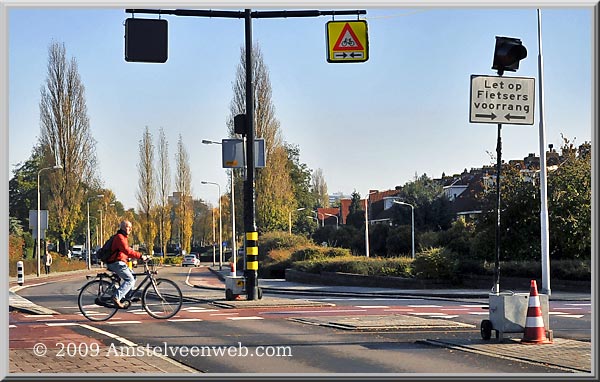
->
xmin=492 ymin=36 xmax=527 ymax=75
xmin=234 ymin=114 xmax=247 ymax=135
xmin=125 ymin=18 xmax=168 ymax=63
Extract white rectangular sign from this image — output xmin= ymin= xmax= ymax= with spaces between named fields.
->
xmin=221 ymin=139 xmax=266 ymax=169
xmin=470 ymin=75 xmax=535 ymax=125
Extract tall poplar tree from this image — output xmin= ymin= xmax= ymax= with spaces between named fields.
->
xmin=136 ymin=126 xmax=156 ymax=250
xmin=226 ymin=43 xmax=294 ymax=232
xmin=39 ymin=42 xmax=97 ymax=253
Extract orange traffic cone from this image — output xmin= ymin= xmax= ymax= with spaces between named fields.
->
xmin=521 ymin=280 xmax=552 ymax=344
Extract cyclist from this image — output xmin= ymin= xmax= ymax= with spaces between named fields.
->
xmin=106 ymin=220 xmax=148 ymax=308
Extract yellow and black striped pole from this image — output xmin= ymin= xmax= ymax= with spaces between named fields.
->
xmin=243 ymin=10 xmax=259 ymax=300
xmin=245 ymin=231 xmax=259 ymax=298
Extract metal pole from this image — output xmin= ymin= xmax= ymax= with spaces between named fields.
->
xmin=36 ymin=171 xmax=41 ymax=277
xmin=99 ymin=208 xmax=103 ymax=246
xmin=212 ymin=208 xmax=216 ymax=266
xmin=244 ymin=8 xmax=259 ymax=300
xmin=230 ymin=169 xmax=237 ymax=276
xmin=86 ymin=201 xmax=91 ymax=269
xmin=218 ymin=184 xmax=223 ymax=270
xmin=537 ymin=8 xmax=551 ymax=296
xmin=494 ymin=123 xmax=502 ymax=295
xmin=410 ymin=205 xmax=415 ymax=260
xmin=364 ymin=198 xmax=370 ymax=258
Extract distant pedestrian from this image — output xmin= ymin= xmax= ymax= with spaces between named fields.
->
xmin=43 ymin=249 xmax=53 ymax=274
xmin=67 ymin=249 xmax=72 ymax=261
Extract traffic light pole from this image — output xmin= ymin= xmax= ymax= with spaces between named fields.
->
xmin=125 ymin=7 xmax=366 ymax=300
xmin=243 ymin=9 xmax=259 ymax=300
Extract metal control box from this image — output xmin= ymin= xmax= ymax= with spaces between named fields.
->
xmin=225 ymin=276 xmax=245 ymax=300
xmin=488 ymin=293 xmax=549 ymax=339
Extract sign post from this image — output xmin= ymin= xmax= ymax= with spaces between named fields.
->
xmin=469 ymin=74 xmax=535 ymax=294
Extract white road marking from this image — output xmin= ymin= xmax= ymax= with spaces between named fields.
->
xmin=24 ymin=314 xmax=54 ymax=318
xmin=429 ymin=315 xmax=459 ymax=319
xmin=556 ymin=307 xmax=584 ymax=310
xmin=553 ymin=314 xmax=584 ymax=319
xmin=79 ymin=324 xmax=137 ymax=347
xmin=439 ymin=308 xmax=470 ymax=311
xmin=227 ymin=316 xmax=263 ymax=320
xmin=565 ymin=303 xmax=590 ymax=306
xmin=468 ymin=312 xmax=490 ymax=315
xmin=460 ymin=305 xmax=488 ymax=308
xmin=45 ymin=322 xmax=78 ymax=327
xmin=383 ymin=308 xmax=415 ymax=312
xmin=9 ymin=325 xmax=16 ymax=328
xmin=106 ymin=320 xmax=142 ymax=325
xmin=167 ymin=318 xmax=203 ymax=322
xmin=187 ymin=309 xmax=220 ymax=313
xmin=37 ymin=318 xmax=66 ymax=322
xmin=407 ymin=305 xmax=441 ymax=308
xmin=210 ymin=312 xmax=239 ymax=316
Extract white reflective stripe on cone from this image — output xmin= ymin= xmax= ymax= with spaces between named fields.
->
xmin=526 ymin=316 xmax=545 ymax=328
xmin=528 ymin=297 xmax=540 ymax=307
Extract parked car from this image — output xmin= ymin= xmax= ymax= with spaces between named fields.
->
xmin=181 ymin=254 xmax=200 ymax=267
xmin=71 ymin=245 xmax=84 ymax=259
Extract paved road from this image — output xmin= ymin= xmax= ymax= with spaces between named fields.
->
xmin=10 ymin=268 xmax=591 ymax=373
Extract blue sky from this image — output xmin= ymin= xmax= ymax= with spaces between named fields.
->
xmin=5 ymin=4 xmax=594 ymax=210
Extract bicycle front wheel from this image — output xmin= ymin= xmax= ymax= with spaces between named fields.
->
xmin=142 ymin=278 xmax=183 ymax=319
xmin=78 ymin=279 xmax=118 ymax=321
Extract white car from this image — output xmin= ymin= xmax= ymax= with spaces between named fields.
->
xmin=71 ymin=245 xmax=84 ymax=259
xmin=181 ymin=254 xmax=200 ymax=267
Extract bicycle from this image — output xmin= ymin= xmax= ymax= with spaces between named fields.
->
xmin=78 ymin=258 xmax=183 ymax=321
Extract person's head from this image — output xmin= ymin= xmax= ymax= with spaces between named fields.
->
xmin=120 ymin=220 xmax=133 ymax=236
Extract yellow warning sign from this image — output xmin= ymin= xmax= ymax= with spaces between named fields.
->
xmin=326 ymin=20 xmax=369 ymax=63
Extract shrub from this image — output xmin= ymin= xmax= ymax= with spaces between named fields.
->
xmin=162 ymin=256 xmax=182 ymax=266
xmin=259 ymin=231 xmax=312 ymax=262
xmin=412 ymin=247 xmax=459 ymax=281
xmin=291 ymin=256 xmax=412 ymax=278
xmin=290 ymin=246 xmax=350 ymax=262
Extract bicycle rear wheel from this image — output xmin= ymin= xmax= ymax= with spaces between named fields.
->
xmin=78 ymin=279 xmax=118 ymax=321
xmin=142 ymin=278 xmax=182 ymax=319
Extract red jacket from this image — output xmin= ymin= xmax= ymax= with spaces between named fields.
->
xmin=109 ymin=230 xmax=142 ymax=263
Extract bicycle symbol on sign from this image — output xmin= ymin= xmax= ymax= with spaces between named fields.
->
xmin=341 ymin=38 xmax=356 ymax=47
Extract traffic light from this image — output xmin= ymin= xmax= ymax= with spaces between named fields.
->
xmin=492 ymin=36 xmax=527 ymax=75
xmin=234 ymin=114 xmax=247 ymax=135
xmin=125 ymin=18 xmax=168 ymax=63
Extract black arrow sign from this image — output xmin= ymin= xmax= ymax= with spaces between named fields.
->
xmin=334 ymin=52 xmax=364 ymax=59
xmin=475 ymin=113 xmax=497 ymax=120
xmin=505 ymin=113 xmax=526 ymax=120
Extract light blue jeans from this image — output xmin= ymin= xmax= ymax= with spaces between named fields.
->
xmin=107 ymin=261 xmax=135 ymax=301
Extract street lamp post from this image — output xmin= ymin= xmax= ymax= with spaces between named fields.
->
xmin=289 ymin=207 xmax=305 ymax=234
xmin=393 ymin=200 xmax=415 ymax=260
xmin=324 ymin=213 xmax=339 ymax=229
xmin=202 ymin=181 xmax=223 ymax=270
xmin=364 ymin=191 xmax=377 ymax=258
xmin=87 ymin=194 xmax=104 ymax=270
xmin=317 ymin=212 xmax=325 ymax=227
xmin=37 ymin=165 xmax=62 ymax=277
xmin=202 ymin=139 xmax=237 ymax=276
xmin=98 ymin=208 xmax=103 ymax=248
